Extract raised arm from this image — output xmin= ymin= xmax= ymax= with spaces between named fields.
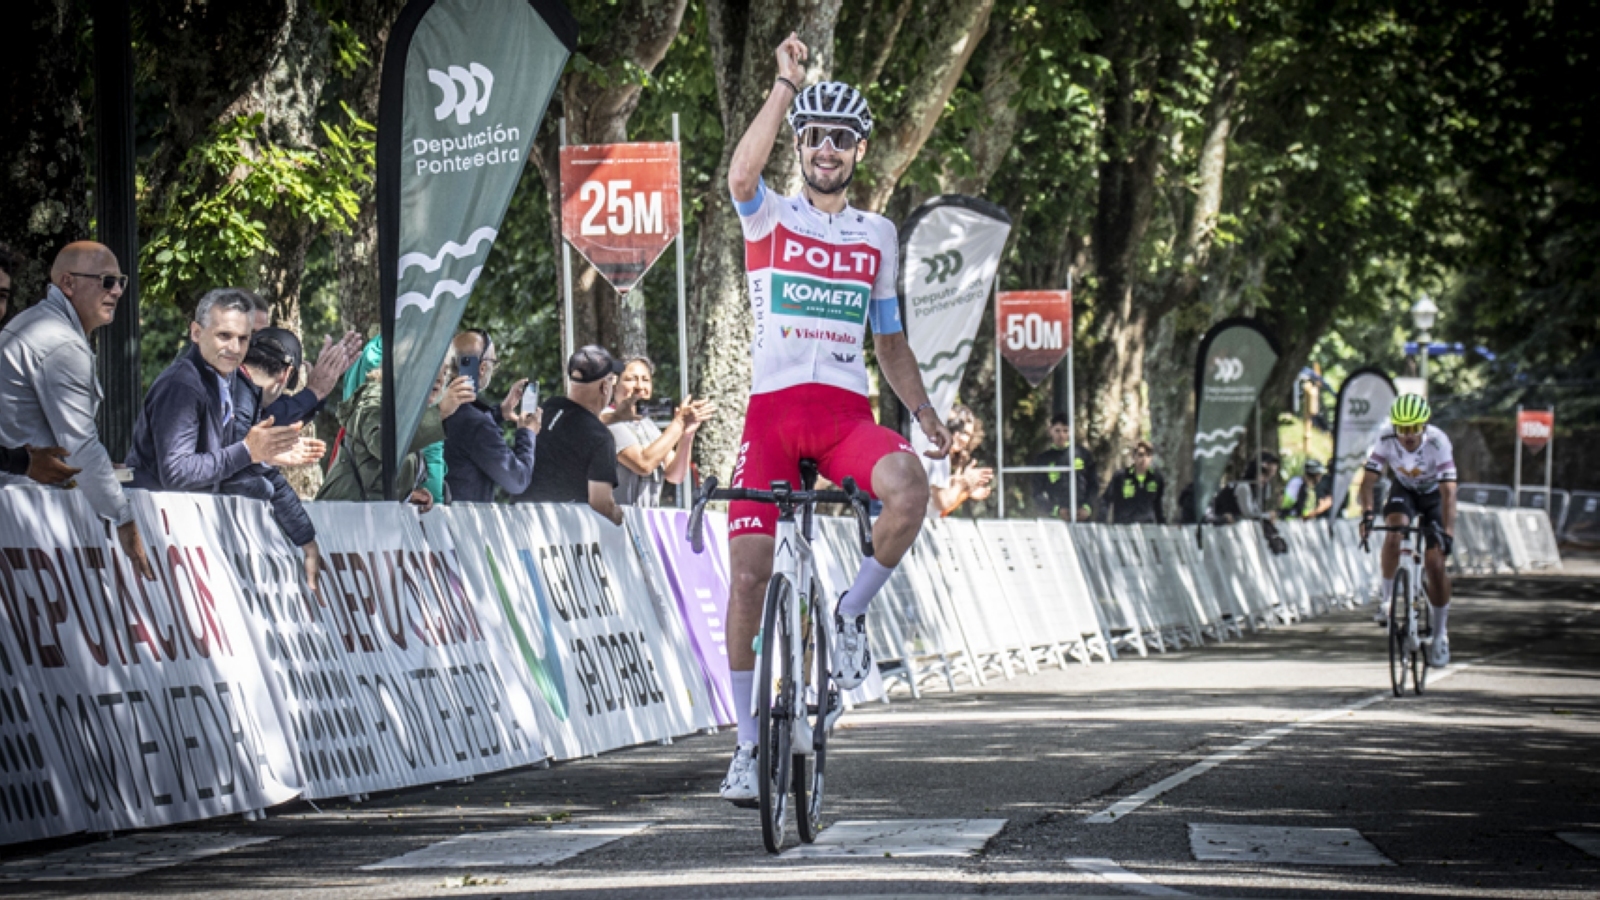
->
xmin=729 ymin=34 xmax=806 ymax=202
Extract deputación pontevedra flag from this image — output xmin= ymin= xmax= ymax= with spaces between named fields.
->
xmin=378 ymin=0 xmax=577 ymax=497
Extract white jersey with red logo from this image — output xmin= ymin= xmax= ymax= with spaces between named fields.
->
xmin=736 ymin=179 xmax=899 ymax=397
xmin=1365 ymin=423 xmax=1458 ymax=494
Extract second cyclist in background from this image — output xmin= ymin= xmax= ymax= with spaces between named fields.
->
xmin=1358 ymin=394 xmax=1458 ymax=666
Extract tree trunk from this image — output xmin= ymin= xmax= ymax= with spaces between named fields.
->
xmin=689 ymin=0 xmax=843 ymax=483
xmin=848 ymin=0 xmax=996 ymax=213
xmin=0 ymin=0 xmax=91 ymax=304
xmin=329 ymin=0 xmax=409 ymax=337
xmin=942 ymin=10 xmax=1025 ymax=198
xmin=1143 ymin=46 xmax=1242 ymax=518
xmin=1082 ymin=7 xmax=1193 ymax=489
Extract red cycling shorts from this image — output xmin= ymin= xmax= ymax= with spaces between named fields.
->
xmin=728 ymin=383 xmax=916 ymax=539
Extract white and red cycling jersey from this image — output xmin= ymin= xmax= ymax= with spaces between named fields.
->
xmin=737 ymin=178 xmax=902 ymax=397
xmin=1365 ymin=423 xmax=1458 ymax=494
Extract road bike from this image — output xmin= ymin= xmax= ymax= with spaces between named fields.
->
xmin=688 ymin=460 xmax=874 ymax=853
xmin=1362 ymin=522 xmax=1442 ymax=697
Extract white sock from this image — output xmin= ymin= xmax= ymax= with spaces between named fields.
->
xmin=1433 ymin=603 xmax=1449 ymax=639
xmin=840 ymin=557 xmax=894 ymax=618
xmin=730 ymin=669 xmax=758 ymax=745
xmin=1379 ymin=578 xmax=1394 ymax=605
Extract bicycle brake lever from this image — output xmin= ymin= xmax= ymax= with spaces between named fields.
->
xmin=687 ymin=476 xmax=718 ymax=554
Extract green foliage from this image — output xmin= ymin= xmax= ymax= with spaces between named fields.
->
xmin=139 ymin=104 xmax=374 ymax=313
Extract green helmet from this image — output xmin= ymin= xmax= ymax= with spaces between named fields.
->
xmin=1390 ymin=393 xmax=1431 ymax=427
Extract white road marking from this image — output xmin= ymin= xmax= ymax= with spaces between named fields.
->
xmin=1086 ymin=644 xmax=1531 ymax=824
xmin=1066 ymin=857 xmax=1193 ymax=896
xmin=779 ymin=819 xmax=1006 ymax=859
xmin=1557 ymin=832 xmax=1600 ymax=859
xmin=359 ymin=823 xmax=650 ymax=870
xmin=1188 ymin=823 xmax=1393 ymax=866
xmin=0 ymin=833 xmax=276 ymax=882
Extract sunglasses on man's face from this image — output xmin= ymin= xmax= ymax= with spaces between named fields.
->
xmin=799 ymin=125 xmax=861 ymax=152
xmin=71 ymin=272 xmax=129 ymax=291
xmin=1396 ymin=424 xmax=1425 ymax=436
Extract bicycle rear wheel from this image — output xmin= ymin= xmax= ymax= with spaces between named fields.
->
xmin=1413 ymin=577 xmax=1432 ymax=695
xmin=796 ymin=577 xmax=830 ymax=843
xmin=758 ymin=574 xmax=795 ymax=854
xmin=1388 ymin=570 xmax=1409 ymax=697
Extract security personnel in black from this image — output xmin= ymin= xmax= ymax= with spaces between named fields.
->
xmin=1102 ymin=441 xmax=1166 ymax=525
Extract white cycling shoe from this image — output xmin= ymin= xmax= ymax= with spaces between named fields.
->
xmin=833 ymin=609 xmax=872 ymax=690
xmin=720 ymin=741 xmax=759 ymax=806
xmin=1427 ymin=635 xmax=1451 ymax=667
xmin=1373 ymin=606 xmax=1388 ymax=627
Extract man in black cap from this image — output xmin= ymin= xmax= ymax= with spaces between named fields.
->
xmin=512 ymin=345 xmax=624 ymax=525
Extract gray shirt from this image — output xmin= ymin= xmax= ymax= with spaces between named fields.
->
xmin=0 ymin=286 xmax=132 ymax=526
xmin=609 ymin=416 xmax=664 ymax=507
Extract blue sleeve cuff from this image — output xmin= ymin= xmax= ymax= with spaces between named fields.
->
xmin=732 ymin=177 xmax=767 ymax=217
xmin=870 ymin=297 xmax=903 ymax=334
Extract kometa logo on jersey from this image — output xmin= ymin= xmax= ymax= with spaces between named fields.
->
xmin=772 ymin=274 xmax=868 ymax=324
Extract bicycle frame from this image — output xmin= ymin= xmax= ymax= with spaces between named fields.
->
xmin=767 ymin=506 xmax=825 ymax=754
xmin=1364 ymin=521 xmax=1440 ymax=694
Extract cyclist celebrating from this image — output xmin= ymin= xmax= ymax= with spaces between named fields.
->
xmin=718 ymin=33 xmax=953 ymax=804
xmin=1358 ymin=394 xmax=1458 ymax=666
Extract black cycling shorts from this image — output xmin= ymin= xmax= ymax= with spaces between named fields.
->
xmin=1382 ymin=484 xmax=1446 ymax=550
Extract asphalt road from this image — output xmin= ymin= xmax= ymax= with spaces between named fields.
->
xmin=4 ymin=575 xmax=1598 ymax=899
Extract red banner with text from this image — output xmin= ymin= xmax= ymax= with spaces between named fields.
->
xmin=559 ymin=142 xmax=681 ymax=294
xmin=1518 ymin=409 xmax=1554 ymax=452
xmin=996 ymin=290 xmax=1072 ymax=387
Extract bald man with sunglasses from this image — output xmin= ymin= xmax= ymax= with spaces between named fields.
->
xmin=0 ymin=241 xmax=156 ymax=580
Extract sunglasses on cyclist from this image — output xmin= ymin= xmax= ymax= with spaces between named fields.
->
xmin=71 ymin=272 xmax=130 ymax=291
xmin=799 ymin=125 xmax=862 ymax=152
xmin=1395 ymin=423 xmax=1425 ymax=436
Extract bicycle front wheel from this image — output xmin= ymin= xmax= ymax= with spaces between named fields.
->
xmin=758 ymin=574 xmax=796 ymax=853
xmin=797 ymin=576 xmax=830 ymax=844
xmin=1388 ymin=570 xmax=1410 ymax=697
xmin=1413 ymin=577 xmax=1432 ymax=695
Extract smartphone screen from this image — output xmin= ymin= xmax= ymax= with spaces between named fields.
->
xmin=457 ymin=355 xmax=480 ymax=391
xmin=521 ymin=381 xmax=540 ymax=415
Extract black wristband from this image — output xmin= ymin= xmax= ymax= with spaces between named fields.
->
xmin=775 ymin=77 xmax=800 ymax=96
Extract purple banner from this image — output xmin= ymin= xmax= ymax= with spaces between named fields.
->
xmin=643 ymin=509 xmax=736 ymax=725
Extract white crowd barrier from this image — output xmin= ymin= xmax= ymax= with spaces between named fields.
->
xmin=0 ymin=486 xmax=1553 ymax=846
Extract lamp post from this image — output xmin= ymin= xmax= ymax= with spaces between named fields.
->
xmin=1411 ymin=294 xmax=1438 ymax=396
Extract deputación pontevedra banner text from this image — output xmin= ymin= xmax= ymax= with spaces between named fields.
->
xmin=1192 ymin=318 xmax=1280 ymax=522
xmin=1330 ymin=367 xmax=1396 ymax=522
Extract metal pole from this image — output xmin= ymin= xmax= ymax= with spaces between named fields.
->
xmin=1514 ymin=403 xmax=1523 ymax=499
xmin=1254 ymin=398 xmax=1262 ymax=513
xmin=91 ymin=0 xmax=140 ymax=462
xmin=1067 ymin=270 xmax=1076 ymax=527
xmin=1544 ymin=404 xmax=1554 ymax=503
xmin=995 ymin=308 xmax=1005 ymax=518
xmin=673 ymin=114 xmax=690 ymax=508
xmin=1418 ymin=335 xmax=1430 ymax=396
xmin=559 ymin=118 xmax=575 ymax=392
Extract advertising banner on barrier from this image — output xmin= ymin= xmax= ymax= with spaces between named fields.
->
xmin=488 ymin=504 xmax=702 ymax=758
xmin=900 ymin=196 xmax=1012 ymax=425
xmin=378 ymin=0 xmax=576 ymax=496
xmin=996 ymin=290 xmax=1072 ymax=388
xmin=282 ymin=501 xmax=547 ymax=797
xmin=637 ymin=508 xmax=736 ymax=725
xmin=0 ymin=489 xmax=301 ymax=844
xmin=1192 ymin=318 xmax=1280 ymax=522
xmin=560 ymin=142 xmax=682 ymax=294
xmin=1330 ymin=368 xmax=1396 ymax=522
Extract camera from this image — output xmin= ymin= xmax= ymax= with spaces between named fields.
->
xmin=636 ymin=398 xmax=676 ymax=421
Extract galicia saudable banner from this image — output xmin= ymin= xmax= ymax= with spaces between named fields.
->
xmin=1330 ymin=368 xmax=1396 ymax=523
xmin=378 ymin=0 xmax=577 ymax=497
xmin=900 ymin=196 xmax=1011 ymax=433
xmin=1192 ymin=318 xmax=1280 ymax=522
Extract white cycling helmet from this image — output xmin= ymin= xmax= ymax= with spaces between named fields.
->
xmin=787 ymin=81 xmax=873 ymax=137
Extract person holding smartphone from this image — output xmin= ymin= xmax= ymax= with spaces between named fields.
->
xmin=606 ymin=356 xmax=716 ymax=507
xmin=442 ymin=330 xmax=541 ymax=503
